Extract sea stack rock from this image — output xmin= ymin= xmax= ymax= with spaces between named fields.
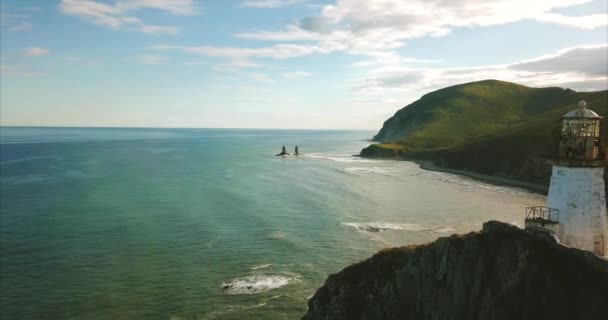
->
xmin=303 ymin=221 xmax=608 ymax=320
xmin=277 ymin=146 xmax=290 ymax=156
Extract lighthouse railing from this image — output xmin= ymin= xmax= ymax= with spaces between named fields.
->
xmin=525 ymin=206 xmax=559 ymax=224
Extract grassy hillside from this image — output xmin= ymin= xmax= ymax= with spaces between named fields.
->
xmin=361 ymin=80 xmax=608 ymax=185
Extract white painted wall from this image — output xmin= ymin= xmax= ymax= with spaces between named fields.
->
xmin=547 ymin=166 xmax=607 ymax=255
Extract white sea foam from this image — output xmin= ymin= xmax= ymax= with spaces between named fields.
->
xmin=0 ymin=155 xmax=57 ymax=165
xmin=0 ymin=174 xmax=48 ymax=185
xmin=342 ymin=222 xmax=459 ymax=235
xmin=344 ymin=167 xmax=390 ymax=174
xmin=146 ymin=147 xmax=172 ymax=154
xmin=304 ymin=153 xmax=379 ymax=163
xmin=221 ymin=275 xmax=291 ymax=295
xmin=206 ymin=235 xmax=220 ymax=248
xmin=269 ymin=231 xmax=287 ymax=239
xmin=432 ymin=227 xmax=457 ymax=234
xmin=341 ymin=222 xmax=425 ymax=233
xmin=250 ymin=263 xmax=273 ymax=270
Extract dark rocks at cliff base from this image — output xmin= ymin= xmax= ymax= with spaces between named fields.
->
xmin=360 ymin=144 xmax=404 ymax=158
xmin=303 ymin=221 xmax=608 ymax=320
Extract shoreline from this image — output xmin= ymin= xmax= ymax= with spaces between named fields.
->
xmin=412 ymin=159 xmax=549 ymax=195
xmin=356 ymin=154 xmax=549 ymax=195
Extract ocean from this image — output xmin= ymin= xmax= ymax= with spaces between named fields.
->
xmin=0 ymin=127 xmax=545 ymax=320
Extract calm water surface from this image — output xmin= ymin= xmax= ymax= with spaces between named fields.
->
xmin=0 ymin=127 xmax=544 ymax=320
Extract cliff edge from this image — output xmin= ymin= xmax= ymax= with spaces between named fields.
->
xmin=303 ymin=221 xmax=608 ymax=320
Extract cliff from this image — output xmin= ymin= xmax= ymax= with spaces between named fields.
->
xmin=303 ymin=221 xmax=608 ymax=320
xmin=361 ymin=80 xmax=608 ymax=187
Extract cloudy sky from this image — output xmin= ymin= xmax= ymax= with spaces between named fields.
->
xmin=1 ymin=0 xmax=607 ymax=129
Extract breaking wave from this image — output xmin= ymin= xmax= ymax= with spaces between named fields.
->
xmin=304 ymin=153 xmax=379 ymax=163
xmin=250 ymin=264 xmax=273 ymax=270
xmin=221 ymin=275 xmax=291 ymax=295
xmin=342 ymin=222 xmax=457 ymax=235
xmin=344 ymin=167 xmax=391 ymax=174
xmin=269 ymin=231 xmax=287 ymax=239
xmin=432 ymin=227 xmax=457 ymax=234
xmin=341 ymin=222 xmax=425 ymax=233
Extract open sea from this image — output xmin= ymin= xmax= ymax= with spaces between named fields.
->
xmin=0 ymin=127 xmax=545 ymax=320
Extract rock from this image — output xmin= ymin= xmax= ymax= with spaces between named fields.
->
xmin=364 ymin=226 xmax=381 ymax=233
xmin=360 ymin=144 xmax=404 ymax=158
xmin=303 ymin=221 xmax=608 ymax=320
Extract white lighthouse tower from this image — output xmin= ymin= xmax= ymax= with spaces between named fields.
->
xmin=545 ymin=100 xmax=608 ymax=256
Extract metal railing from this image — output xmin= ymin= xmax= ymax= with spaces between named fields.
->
xmin=525 ymin=206 xmax=560 ymax=224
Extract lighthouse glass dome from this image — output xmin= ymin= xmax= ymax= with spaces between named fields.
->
xmin=557 ymin=101 xmax=605 ymax=161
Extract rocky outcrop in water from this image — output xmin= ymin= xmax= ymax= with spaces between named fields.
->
xmin=303 ymin=221 xmax=608 ymax=320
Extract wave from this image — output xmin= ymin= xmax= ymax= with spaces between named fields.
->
xmin=221 ymin=275 xmax=291 ymax=295
xmin=0 ymin=174 xmax=48 ymax=185
xmin=250 ymin=263 xmax=273 ymax=270
xmin=269 ymin=231 xmax=287 ymax=239
xmin=344 ymin=167 xmax=391 ymax=174
xmin=432 ymin=227 xmax=457 ymax=234
xmin=146 ymin=147 xmax=172 ymax=154
xmin=304 ymin=153 xmax=379 ymax=163
xmin=341 ymin=222 xmax=425 ymax=233
xmin=342 ymin=222 xmax=458 ymax=235
xmin=0 ymin=155 xmax=57 ymax=165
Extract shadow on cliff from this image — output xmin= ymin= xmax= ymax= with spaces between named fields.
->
xmin=303 ymin=221 xmax=608 ymax=320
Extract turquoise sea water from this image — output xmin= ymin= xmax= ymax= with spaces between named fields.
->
xmin=0 ymin=127 xmax=545 ymax=320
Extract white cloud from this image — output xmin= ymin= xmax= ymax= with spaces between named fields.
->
xmin=64 ymin=56 xmax=103 ymax=67
xmin=58 ymin=0 xmax=197 ymax=34
xmin=115 ymin=0 xmax=200 ymax=15
xmin=283 ymin=71 xmax=311 ymax=79
xmin=236 ymin=25 xmax=321 ymax=41
xmin=140 ymin=25 xmax=179 ymax=35
xmin=9 ymin=21 xmax=32 ymax=32
xmin=236 ymin=0 xmax=608 ymax=63
xmin=240 ymin=0 xmax=304 ymax=9
xmin=23 ymin=47 xmax=49 ymax=57
xmin=146 ymin=1 xmax=606 ymax=78
xmin=183 ymin=61 xmax=205 ymax=66
xmin=0 ymin=65 xmax=43 ymax=77
xmin=0 ymin=5 xmax=37 ymax=32
xmin=510 ymin=45 xmax=608 ymax=76
xmin=215 ymin=59 xmax=263 ymax=71
xmin=536 ymin=13 xmax=608 ymax=29
xmin=59 ymin=0 xmax=139 ymax=29
xmin=139 ymin=54 xmax=165 ymax=64
xmin=150 ymin=44 xmax=321 ymax=60
xmin=248 ymin=72 xmax=273 ymax=83
xmin=22 ymin=6 xmax=41 ymax=12
xmin=352 ymin=45 xmax=608 ymax=94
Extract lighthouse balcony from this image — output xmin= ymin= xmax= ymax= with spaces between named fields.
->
xmin=524 ymin=206 xmax=560 ymax=235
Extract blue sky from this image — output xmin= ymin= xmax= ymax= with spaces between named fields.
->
xmin=1 ymin=0 xmax=607 ymax=129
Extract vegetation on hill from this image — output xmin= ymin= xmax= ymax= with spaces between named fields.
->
xmin=361 ymin=80 xmax=608 ymax=186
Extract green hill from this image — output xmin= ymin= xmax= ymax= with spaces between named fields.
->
xmin=361 ymin=80 xmax=608 ymax=186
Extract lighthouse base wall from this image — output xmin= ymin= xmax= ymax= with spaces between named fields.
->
xmin=547 ymin=166 xmax=607 ymax=256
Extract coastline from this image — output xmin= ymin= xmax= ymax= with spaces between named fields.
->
xmin=413 ymin=159 xmax=548 ymax=195
xmin=356 ymin=151 xmax=549 ymax=195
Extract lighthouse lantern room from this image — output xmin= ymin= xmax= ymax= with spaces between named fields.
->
xmin=543 ymin=100 xmax=608 ymax=256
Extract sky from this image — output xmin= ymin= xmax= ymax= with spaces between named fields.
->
xmin=0 ymin=0 xmax=607 ymax=129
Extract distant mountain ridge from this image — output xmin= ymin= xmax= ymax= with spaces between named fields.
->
xmin=361 ymin=80 xmax=608 ymax=186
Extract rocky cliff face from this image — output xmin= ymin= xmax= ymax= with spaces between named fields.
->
xmin=303 ymin=221 xmax=608 ymax=320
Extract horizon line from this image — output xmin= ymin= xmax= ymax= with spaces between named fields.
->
xmin=0 ymin=125 xmax=377 ymax=131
